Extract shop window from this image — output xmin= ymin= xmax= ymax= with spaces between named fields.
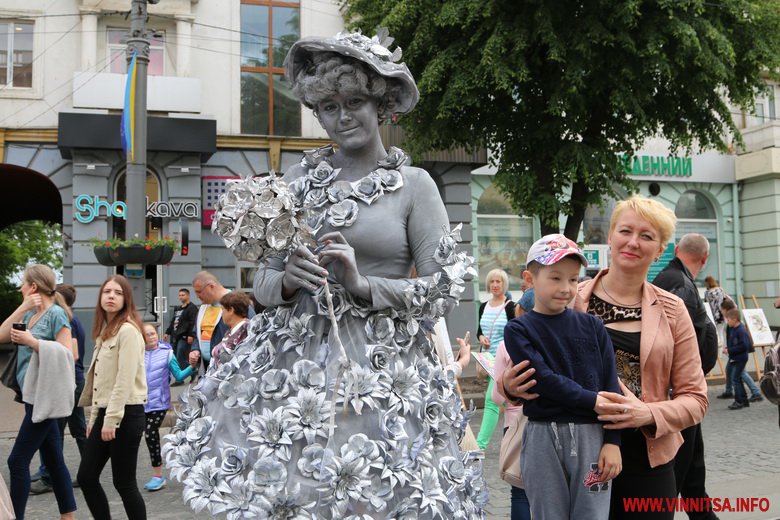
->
xmin=113 ymin=171 xmax=162 ymax=239
xmin=240 ymin=0 xmax=300 ymax=136
xmin=0 ymin=21 xmax=33 ymax=88
xmin=675 ymin=190 xmax=716 ymax=219
xmin=476 ymin=184 xmax=533 ymax=295
xmin=583 ymin=198 xmax=618 ymax=245
xmin=674 ymin=191 xmax=720 ymax=285
xmin=108 ymin=28 xmax=165 ymax=76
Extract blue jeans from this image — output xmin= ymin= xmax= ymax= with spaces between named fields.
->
xmin=511 ymin=485 xmax=531 ymax=520
xmin=7 ymin=404 xmax=77 ymax=519
xmin=40 ymin=378 xmax=87 ymax=484
xmin=724 ymin=360 xmax=760 ymax=396
xmin=730 ymin=359 xmax=748 ymax=404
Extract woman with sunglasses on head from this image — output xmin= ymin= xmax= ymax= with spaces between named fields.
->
xmin=77 ymin=274 xmax=147 ymax=520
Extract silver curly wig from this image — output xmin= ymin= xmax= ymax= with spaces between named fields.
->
xmin=292 ymin=53 xmax=405 ymax=123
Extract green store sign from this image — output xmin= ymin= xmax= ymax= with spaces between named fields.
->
xmin=620 ymin=154 xmax=692 ymax=178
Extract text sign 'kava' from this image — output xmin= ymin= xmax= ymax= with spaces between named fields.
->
xmin=75 ymin=195 xmax=200 ymax=224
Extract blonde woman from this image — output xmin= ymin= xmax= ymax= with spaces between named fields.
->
xmin=476 ymin=268 xmax=516 ymax=449
xmin=0 ymin=264 xmax=76 ymax=520
xmin=504 ymin=196 xmax=708 ymax=519
xmin=78 ymin=275 xmax=147 ymax=520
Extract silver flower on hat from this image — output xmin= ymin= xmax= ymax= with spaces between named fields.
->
xmin=380 ymin=408 xmax=408 ymax=444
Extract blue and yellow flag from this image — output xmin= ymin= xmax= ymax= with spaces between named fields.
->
xmin=120 ymin=51 xmax=137 ymax=161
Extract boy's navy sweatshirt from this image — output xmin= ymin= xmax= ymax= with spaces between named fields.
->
xmin=726 ymin=322 xmax=751 ymax=363
xmin=505 ymin=308 xmax=621 ymax=445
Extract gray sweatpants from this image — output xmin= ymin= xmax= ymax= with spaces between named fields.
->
xmin=520 ymin=421 xmax=612 ymax=520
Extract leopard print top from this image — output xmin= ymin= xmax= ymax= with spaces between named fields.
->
xmin=588 ymin=293 xmax=643 ymax=398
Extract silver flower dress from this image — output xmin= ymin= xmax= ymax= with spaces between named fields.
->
xmin=165 ymin=147 xmax=487 ymax=519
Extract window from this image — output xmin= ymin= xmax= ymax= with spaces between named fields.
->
xmin=476 ymin=184 xmax=533 ymax=295
xmin=107 ymin=28 xmax=165 ymax=76
xmin=674 ymin=191 xmax=720 ymax=285
xmin=0 ymin=21 xmax=33 ymax=88
xmin=240 ymin=0 xmax=300 ymax=136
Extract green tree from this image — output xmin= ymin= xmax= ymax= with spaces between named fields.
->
xmin=0 ymin=221 xmax=63 ymax=321
xmin=341 ymin=0 xmax=780 ymax=237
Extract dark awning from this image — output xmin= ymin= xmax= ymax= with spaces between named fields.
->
xmin=0 ymin=163 xmax=62 ymax=230
xmin=57 ymin=112 xmax=217 ymax=162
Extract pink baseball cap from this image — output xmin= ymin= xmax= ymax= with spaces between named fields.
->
xmin=526 ymin=233 xmax=588 ymax=267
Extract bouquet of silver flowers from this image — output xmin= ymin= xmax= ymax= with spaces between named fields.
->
xmin=211 ymin=172 xmax=317 ymax=262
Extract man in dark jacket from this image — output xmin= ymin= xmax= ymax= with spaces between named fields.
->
xmin=164 ymin=288 xmax=198 ymax=374
xmin=652 ymin=233 xmax=719 ymax=520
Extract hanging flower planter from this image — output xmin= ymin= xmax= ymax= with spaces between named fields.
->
xmin=90 ymin=237 xmax=180 ymax=266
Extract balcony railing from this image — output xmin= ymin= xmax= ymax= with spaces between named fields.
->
xmin=379 ymin=125 xmax=487 ymax=164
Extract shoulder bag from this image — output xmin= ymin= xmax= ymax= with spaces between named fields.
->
xmin=498 ymin=411 xmax=528 ymax=489
xmin=0 ymin=347 xmax=22 ymax=403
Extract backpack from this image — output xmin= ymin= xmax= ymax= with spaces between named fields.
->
xmin=760 ymin=342 xmax=780 ymax=405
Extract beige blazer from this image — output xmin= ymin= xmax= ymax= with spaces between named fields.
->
xmin=80 ymin=321 xmax=147 ymax=428
xmin=575 ymin=269 xmax=708 ymax=467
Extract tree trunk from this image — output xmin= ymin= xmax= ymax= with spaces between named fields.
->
xmin=540 ymin=220 xmax=559 ymax=236
xmin=563 ymin=175 xmax=589 ymax=241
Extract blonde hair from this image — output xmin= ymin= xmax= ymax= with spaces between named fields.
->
xmin=24 ymin=264 xmax=72 ymax=320
xmin=485 ymin=268 xmax=509 ymax=294
xmin=609 ymin=196 xmax=677 ymax=248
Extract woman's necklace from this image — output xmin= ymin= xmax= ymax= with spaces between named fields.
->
xmin=600 ymin=277 xmax=641 ymax=307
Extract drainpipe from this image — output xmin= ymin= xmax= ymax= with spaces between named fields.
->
xmin=732 ymin=183 xmax=743 ymax=304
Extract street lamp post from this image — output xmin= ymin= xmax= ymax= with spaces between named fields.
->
xmin=125 ymin=0 xmax=151 ymax=316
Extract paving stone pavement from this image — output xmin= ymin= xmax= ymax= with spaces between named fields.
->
xmin=1 ymin=383 xmax=779 ymax=519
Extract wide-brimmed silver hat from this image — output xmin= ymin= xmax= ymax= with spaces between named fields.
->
xmin=284 ymin=30 xmax=420 ymax=114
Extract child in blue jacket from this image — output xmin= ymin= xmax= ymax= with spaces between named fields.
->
xmin=724 ymin=308 xmax=753 ymax=410
xmin=142 ymin=323 xmax=194 ymax=491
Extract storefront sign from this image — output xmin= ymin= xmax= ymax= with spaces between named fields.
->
xmin=74 ymin=195 xmax=126 ymax=223
xmin=583 ymin=249 xmax=600 ymax=266
xmin=646 ymin=243 xmax=675 ymax=281
xmin=74 ymin=195 xmax=200 ymax=223
xmin=620 ymin=154 xmax=692 ymax=178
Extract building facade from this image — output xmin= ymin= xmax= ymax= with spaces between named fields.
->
xmin=0 ymin=0 xmax=484 ymax=342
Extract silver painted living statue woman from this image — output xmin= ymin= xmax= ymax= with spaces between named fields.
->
xmin=164 ymin=30 xmax=487 ymax=519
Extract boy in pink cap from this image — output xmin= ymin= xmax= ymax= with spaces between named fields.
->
xmin=505 ymin=233 xmax=622 ymax=519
